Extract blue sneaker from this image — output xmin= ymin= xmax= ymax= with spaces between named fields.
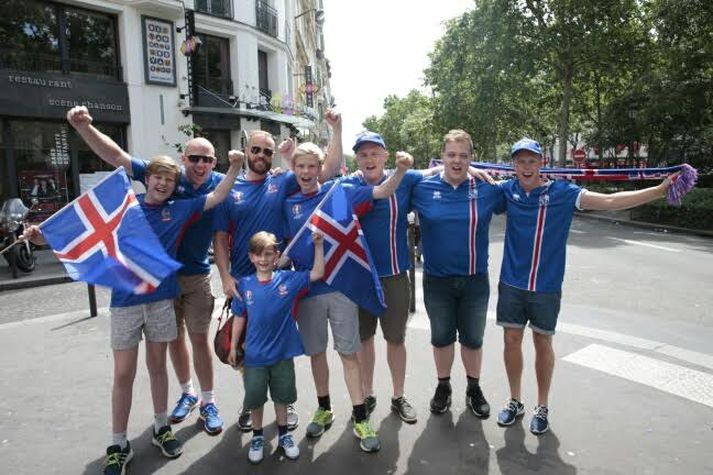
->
xmin=199 ymin=402 xmax=224 ymax=435
xmin=170 ymin=393 xmax=199 ymax=424
xmin=497 ymin=398 xmax=525 ymax=427
xmin=529 ymin=405 xmax=550 ymax=435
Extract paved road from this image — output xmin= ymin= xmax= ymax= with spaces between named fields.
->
xmin=0 ymin=214 xmax=712 ymax=474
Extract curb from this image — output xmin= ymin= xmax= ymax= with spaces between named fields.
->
xmin=0 ymin=274 xmax=73 ymax=292
xmin=576 ymin=211 xmax=713 ymax=238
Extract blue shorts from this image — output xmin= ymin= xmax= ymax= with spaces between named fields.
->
xmin=496 ymin=282 xmax=561 ymax=335
xmin=423 ymin=273 xmax=489 ymax=349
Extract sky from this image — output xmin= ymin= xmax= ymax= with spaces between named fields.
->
xmin=321 ymin=0 xmax=474 ymax=152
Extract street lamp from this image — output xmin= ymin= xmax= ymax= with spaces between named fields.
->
xmin=294 ymin=8 xmax=325 ymax=25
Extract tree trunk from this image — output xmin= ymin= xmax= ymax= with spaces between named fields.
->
xmin=558 ymin=63 xmax=574 ymax=167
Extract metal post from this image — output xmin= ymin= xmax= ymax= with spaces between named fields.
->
xmin=408 ymin=223 xmax=416 ymax=313
xmin=87 ymin=284 xmax=97 ymax=317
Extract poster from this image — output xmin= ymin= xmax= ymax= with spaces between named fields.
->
xmin=142 ymin=16 xmax=176 ymax=86
xmin=18 ymin=171 xmax=69 ymax=224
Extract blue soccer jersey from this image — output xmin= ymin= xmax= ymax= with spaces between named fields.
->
xmin=284 ymin=180 xmax=373 ymax=297
xmin=110 ymin=195 xmax=206 ymax=307
xmin=231 ymin=270 xmax=309 ymax=367
xmin=213 ymin=173 xmax=299 ymax=279
xmin=499 ymin=179 xmax=584 ymax=293
xmin=411 ymin=173 xmax=505 ymax=277
xmin=131 ymin=157 xmax=225 ymax=276
xmin=341 ymin=170 xmax=423 ymax=277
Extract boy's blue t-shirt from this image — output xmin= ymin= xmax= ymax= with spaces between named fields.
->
xmin=231 ymin=270 xmax=310 ymax=367
xmin=130 ymin=157 xmax=225 ymax=276
xmin=110 ymin=194 xmax=206 ymax=307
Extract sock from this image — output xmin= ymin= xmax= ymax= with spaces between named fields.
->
xmin=352 ymin=403 xmax=367 ymax=423
xmin=201 ymin=390 xmax=215 ymax=405
xmin=253 ymin=428 xmax=264 ymax=438
xmin=278 ymin=424 xmax=288 ymax=437
xmin=438 ymin=376 xmax=451 ymax=386
xmin=111 ymin=432 xmax=127 ymax=450
xmin=180 ymin=380 xmax=196 ymax=396
xmin=154 ymin=412 xmax=168 ymax=433
xmin=466 ymin=376 xmax=480 ymax=392
xmin=317 ymin=395 xmax=331 ymax=411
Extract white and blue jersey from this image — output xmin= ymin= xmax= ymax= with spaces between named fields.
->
xmin=231 ymin=270 xmax=309 ymax=367
xmin=341 ymin=170 xmax=423 ymax=277
xmin=214 ymin=173 xmax=299 ymax=279
xmin=412 ymin=173 xmax=504 ymax=277
xmin=111 ymin=195 xmax=206 ymax=307
xmin=131 ymin=157 xmax=224 ymax=276
xmin=498 ymin=179 xmax=584 ymax=293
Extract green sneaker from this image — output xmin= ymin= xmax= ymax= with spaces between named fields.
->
xmin=103 ymin=443 xmax=133 ymax=475
xmin=305 ymin=407 xmax=335 ymax=438
xmin=353 ymin=419 xmax=381 ymax=453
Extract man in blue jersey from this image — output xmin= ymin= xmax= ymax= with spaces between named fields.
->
xmin=495 ymin=138 xmax=677 ymax=435
xmin=213 ymin=111 xmax=343 ymax=431
xmin=67 ymin=106 xmax=231 ymax=435
xmin=411 ymin=129 xmax=505 ymax=420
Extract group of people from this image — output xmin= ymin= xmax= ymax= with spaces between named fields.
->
xmin=26 ymin=105 xmax=675 ymax=474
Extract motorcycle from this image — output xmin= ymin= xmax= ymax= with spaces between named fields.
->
xmin=0 ymin=198 xmax=36 ymax=273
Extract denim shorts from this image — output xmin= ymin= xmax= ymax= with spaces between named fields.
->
xmin=496 ymin=282 xmax=561 ymax=335
xmin=423 ymin=273 xmax=490 ymax=349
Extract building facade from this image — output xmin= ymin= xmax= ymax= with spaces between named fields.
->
xmin=0 ymin=0 xmax=332 ymax=221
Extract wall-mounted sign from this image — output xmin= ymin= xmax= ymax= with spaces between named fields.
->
xmin=142 ymin=16 xmax=176 ymax=86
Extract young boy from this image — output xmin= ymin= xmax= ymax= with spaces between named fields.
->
xmin=27 ymin=152 xmax=242 ymax=475
xmin=283 ymin=142 xmax=411 ymax=453
xmin=227 ymin=231 xmax=325 ymax=463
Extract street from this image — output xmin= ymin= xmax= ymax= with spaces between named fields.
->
xmin=0 ymin=214 xmax=712 ymax=474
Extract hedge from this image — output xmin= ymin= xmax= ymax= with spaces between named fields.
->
xmin=631 ymin=187 xmax=713 ymax=230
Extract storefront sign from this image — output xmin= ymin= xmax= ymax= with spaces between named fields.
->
xmin=142 ymin=16 xmax=176 ymax=86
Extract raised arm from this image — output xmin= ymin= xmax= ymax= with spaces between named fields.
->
xmin=309 ymin=232 xmax=325 ymax=282
xmin=204 ymin=150 xmax=244 ymax=210
xmin=319 ymin=109 xmax=343 ymax=181
xmin=372 ymin=152 xmax=414 ymax=199
xmin=67 ymin=106 xmax=133 ymax=173
xmin=579 ymin=176 xmax=673 ymax=211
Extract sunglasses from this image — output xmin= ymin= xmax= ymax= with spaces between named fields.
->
xmin=250 ymin=146 xmax=274 ymax=158
xmin=187 ymin=154 xmax=215 ymax=164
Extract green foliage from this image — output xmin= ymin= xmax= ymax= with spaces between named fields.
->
xmin=631 ymin=188 xmax=713 ymax=230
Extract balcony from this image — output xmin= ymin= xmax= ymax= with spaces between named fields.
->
xmin=256 ymin=0 xmax=278 ymax=38
xmin=195 ymin=0 xmax=233 ymax=19
xmin=259 ymin=87 xmax=272 ymax=111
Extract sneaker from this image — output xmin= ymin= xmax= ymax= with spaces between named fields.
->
xmin=152 ymin=425 xmax=183 ymax=458
xmin=497 ymin=398 xmax=525 ymax=427
xmin=199 ymin=402 xmax=224 ymax=435
xmin=364 ymin=394 xmax=377 ymax=415
xmin=352 ymin=419 xmax=381 ymax=453
xmin=391 ymin=396 xmax=418 ymax=423
xmin=103 ymin=443 xmax=133 ymax=475
xmin=305 ymin=407 xmax=335 ymax=438
xmin=278 ymin=433 xmax=300 ymax=460
xmin=237 ymin=407 xmax=252 ymax=432
xmin=286 ymin=403 xmax=299 ymax=431
xmin=530 ymin=405 xmax=550 ymax=435
xmin=170 ymin=393 xmax=199 ymax=424
xmin=248 ymin=435 xmax=264 ymax=464
xmin=466 ymin=384 xmax=491 ymax=418
xmin=429 ymin=383 xmax=452 ymax=414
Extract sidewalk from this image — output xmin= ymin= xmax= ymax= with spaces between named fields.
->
xmin=0 ymin=248 xmax=70 ymax=292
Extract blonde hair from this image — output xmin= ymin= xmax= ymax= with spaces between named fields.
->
xmin=292 ymin=142 xmax=325 ymax=165
xmin=248 ymin=231 xmax=279 ymax=255
xmin=146 ymin=155 xmax=180 ymax=183
xmin=442 ymin=129 xmax=474 ymax=157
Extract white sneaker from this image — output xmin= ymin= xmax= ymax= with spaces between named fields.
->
xmin=279 ymin=433 xmax=300 ymax=460
xmin=248 ymin=435 xmax=264 ymax=464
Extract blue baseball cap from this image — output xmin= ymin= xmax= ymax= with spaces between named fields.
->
xmin=352 ymin=131 xmax=386 ymax=153
xmin=511 ymin=138 xmax=543 ymax=157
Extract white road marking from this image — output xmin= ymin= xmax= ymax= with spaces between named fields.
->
xmin=606 ymin=237 xmax=681 ymax=252
xmin=569 ymin=229 xmax=586 ymax=234
xmin=563 ymin=343 xmax=713 ymax=409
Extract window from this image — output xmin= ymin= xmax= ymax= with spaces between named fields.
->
xmin=256 ymin=1 xmax=278 ymax=38
xmin=258 ymin=50 xmax=271 ymax=108
xmin=195 ymin=0 xmax=233 ymax=19
xmin=198 ymin=129 xmax=231 ymax=173
xmin=193 ymin=34 xmax=232 ymax=97
xmin=0 ymin=0 xmax=119 ymax=79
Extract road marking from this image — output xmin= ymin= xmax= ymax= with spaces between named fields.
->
xmin=606 ymin=237 xmax=681 ymax=253
xmin=569 ymin=229 xmax=585 ymax=234
xmin=563 ymin=344 xmax=713 ymax=408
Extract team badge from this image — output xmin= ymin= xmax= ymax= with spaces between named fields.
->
xmin=432 ymin=190 xmax=442 ymax=200
xmin=245 ymin=290 xmax=253 ymax=305
xmin=292 ymin=204 xmax=302 ymax=219
xmin=161 ymin=208 xmax=172 ymax=222
xmin=278 ymin=284 xmax=288 ymax=297
xmin=513 ymin=193 xmax=521 ymax=201
xmin=232 ymin=190 xmax=244 ymax=204
xmin=267 ymin=183 xmax=278 ymax=194
xmin=539 ymin=193 xmax=550 ymax=206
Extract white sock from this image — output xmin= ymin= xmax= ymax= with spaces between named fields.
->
xmin=111 ymin=432 xmax=128 ymax=449
xmin=180 ymin=380 xmax=196 ymax=396
xmin=154 ymin=412 xmax=168 ymax=433
xmin=201 ymin=390 xmax=215 ymax=405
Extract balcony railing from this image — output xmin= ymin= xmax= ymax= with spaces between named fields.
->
xmin=195 ymin=0 xmax=233 ymax=19
xmin=259 ymin=87 xmax=272 ymax=110
xmin=256 ymin=0 xmax=278 ymax=38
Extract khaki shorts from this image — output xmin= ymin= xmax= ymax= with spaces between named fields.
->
xmin=359 ymin=272 xmax=411 ymax=344
xmin=297 ymin=292 xmax=360 ymax=356
xmin=174 ymin=273 xmax=215 ymax=334
xmin=110 ymin=299 xmax=177 ymax=350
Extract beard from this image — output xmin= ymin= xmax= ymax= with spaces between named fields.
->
xmin=247 ymin=155 xmax=272 ymax=174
